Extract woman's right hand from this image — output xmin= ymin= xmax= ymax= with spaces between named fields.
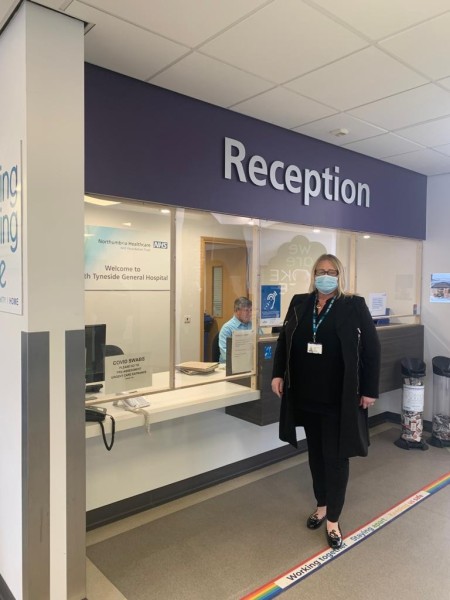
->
xmin=271 ymin=377 xmax=284 ymax=398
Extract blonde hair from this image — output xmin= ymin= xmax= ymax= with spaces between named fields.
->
xmin=309 ymin=254 xmax=347 ymax=297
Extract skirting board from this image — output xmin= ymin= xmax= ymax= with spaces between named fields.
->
xmin=86 ymin=411 xmax=432 ymax=530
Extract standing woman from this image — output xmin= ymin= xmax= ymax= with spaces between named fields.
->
xmin=271 ymin=254 xmax=380 ymax=549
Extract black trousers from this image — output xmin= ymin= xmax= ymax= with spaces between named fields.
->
xmin=301 ymin=410 xmax=349 ymax=522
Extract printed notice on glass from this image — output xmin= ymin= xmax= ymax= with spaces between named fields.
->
xmin=104 ymin=353 xmax=153 ymax=394
xmin=368 ymin=292 xmax=387 ymax=317
xmin=84 ymin=225 xmax=170 ymax=291
xmin=261 ymin=284 xmax=281 ymax=326
xmin=231 ymin=329 xmax=253 ymax=374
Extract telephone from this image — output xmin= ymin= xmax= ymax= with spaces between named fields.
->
xmin=121 ymin=396 xmax=150 ymax=409
xmin=85 ymin=406 xmax=115 ymax=451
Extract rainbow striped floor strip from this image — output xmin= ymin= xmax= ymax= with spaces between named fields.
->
xmin=242 ymin=471 xmax=450 ymax=600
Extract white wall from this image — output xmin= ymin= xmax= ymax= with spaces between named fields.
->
xmin=87 ymin=411 xmax=284 ymax=510
xmin=0 ymin=8 xmax=26 ymax=596
xmin=0 ymin=4 xmax=84 ymax=599
xmin=373 ymin=176 xmax=450 ymax=420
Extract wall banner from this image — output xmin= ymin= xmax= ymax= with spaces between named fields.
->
xmin=0 ymin=142 xmax=22 ymax=315
xmin=84 ymin=225 xmax=170 ymax=291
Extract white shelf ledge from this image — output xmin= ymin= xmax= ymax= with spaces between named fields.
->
xmin=85 ymin=380 xmax=260 ymax=439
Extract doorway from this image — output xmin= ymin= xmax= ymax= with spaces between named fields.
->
xmin=200 ymin=238 xmax=249 ymax=361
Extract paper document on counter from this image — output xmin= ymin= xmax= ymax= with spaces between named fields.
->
xmin=231 ymin=329 xmax=253 ymax=374
xmin=176 ymin=361 xmax=219 ymax=374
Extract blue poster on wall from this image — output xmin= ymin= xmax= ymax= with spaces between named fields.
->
xmin=261 ymin=285 xmax=281 ymax=326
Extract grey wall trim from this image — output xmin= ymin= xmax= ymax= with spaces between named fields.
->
xmin=65 ymin=330 xmax=87 ymax=600
xmin=21 ymin=331 xmax=50 ymax=600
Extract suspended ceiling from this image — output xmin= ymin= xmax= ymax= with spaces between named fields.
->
xmin=3 ymin=0 xmax=450 ymax=176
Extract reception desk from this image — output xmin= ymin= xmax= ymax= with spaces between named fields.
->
xmin=226 ymin=324 xmax=424 ymax=426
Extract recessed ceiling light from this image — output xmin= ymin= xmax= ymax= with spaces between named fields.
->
xmin=363 ymin=235 xmax=371 ymax=239
xmin=84 ymin=195 xmax=120 ymax=207
xmin=313 ymin=228 xmax=320 ymax=233
xmin=160 ymin=208 xmax=170 ymax=214
xmin=122 ymin=222 xmax=132 ymax=227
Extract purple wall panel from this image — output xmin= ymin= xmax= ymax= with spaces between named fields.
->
xmin=85 ymin=64 xmax=427 ymax=239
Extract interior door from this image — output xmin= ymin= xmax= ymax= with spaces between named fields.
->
xmin=201 ymin=238 xmax=249 ymax=361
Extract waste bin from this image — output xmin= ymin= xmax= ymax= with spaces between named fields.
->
xmin=428 ymin=356 xmax=450 ymax=448
xmin=394 ymin=357 xmax=428 ymax=450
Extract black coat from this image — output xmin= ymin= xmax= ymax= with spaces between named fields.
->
xmin=272 ymin=293 xmax=381 ymax=457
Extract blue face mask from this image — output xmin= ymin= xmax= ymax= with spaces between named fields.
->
xmin=315 ymin=275 xmax=338 ymax=295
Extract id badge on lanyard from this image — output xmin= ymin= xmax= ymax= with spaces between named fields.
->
xmin=307 ymin=342 xmax=323 ymax=354
xmin=309 ymin=296 xmax=336 ymax=355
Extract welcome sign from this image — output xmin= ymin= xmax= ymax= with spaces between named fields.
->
xmin=0 ymin=144 xmax=22 ymax=315
xmin=84 ymin=225 xmax=170 ymax=291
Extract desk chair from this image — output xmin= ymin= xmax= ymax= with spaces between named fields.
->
xmin=211 ymin=333 xmax=220 ymax=362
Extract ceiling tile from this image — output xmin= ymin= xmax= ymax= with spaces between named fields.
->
xmin=349 ymin=84 xmax=450 ymax=130
xmin=77 ymin=0 xmax=269 ymax=47
xmin=343 ymin=133 xmax=424 ymax=158
xmin=286 ymin=47 xmax=426 ymax=111
xmin=309 ymin=0 xmax=450 ymax=40
xmin=438 ymin=77 xmax=450 ymax=91
xmin=0 ymin=0 xmax=17 ymax=28
xmin=65 ymin=2 xmax=188 ymax=80
xmin=383 ymin=148 xmax=450 ymax=175
xmin=294 ymin=114 xmax=386 ymax=145
xmin=380 ymin=13 xmax=450 ymax=80
xmin=150 ymin=53 xmax=273 ymax=107
xmin=396 ymin=116 xmax=450 ymax=147
xmin=232 ymin=87 xmax=336 ymax=129
xmin=434 ymin=143 xmax=450 ymax=157
xmin=201 ymin=0 xmax=367 ymax=84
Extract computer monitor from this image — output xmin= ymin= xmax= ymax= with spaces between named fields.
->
xmin=85 ymin=324 xmax=106 ymax=390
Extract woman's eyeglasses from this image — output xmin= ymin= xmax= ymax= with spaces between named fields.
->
xmin=315 ymin=269 xmax=338 ymax=276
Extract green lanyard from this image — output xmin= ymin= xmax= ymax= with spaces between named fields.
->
xmin=312 ymin=296 xmax=336 ymax=343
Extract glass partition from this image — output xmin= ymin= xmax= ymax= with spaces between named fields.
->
xmin=259 ymin=222 xmax=353 ymax=328
xmin=84 ymin=198 xmax=172 ymax=395
xmin=174 ymin=208 xmax=257 ymax=388
xmin=355 ymin=234 xmax=421 ymax=324
xmin=84 ymin=196 xmax=422 ymax=401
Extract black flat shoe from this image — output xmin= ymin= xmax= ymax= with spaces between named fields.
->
xmin=306 ymin=512 xmax=326 ymax=529
xmin=326 ymin=524 xmax=343 ymax=550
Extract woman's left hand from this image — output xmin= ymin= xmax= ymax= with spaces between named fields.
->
xmin=360 ymin=395 xmax=376 ymax=409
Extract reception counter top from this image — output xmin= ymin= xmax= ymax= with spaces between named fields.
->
xmin=85 ymin=377 xmax=259 ymax=439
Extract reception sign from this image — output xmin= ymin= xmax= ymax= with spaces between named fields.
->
xmin=84 ymin=225 xmax=170 ymax=290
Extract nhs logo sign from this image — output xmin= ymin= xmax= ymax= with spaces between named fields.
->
xmin=153 ymin=241 xmax=168 ymax=249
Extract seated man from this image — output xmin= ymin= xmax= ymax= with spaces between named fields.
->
xmin=218 ymin=297 xmax=253 ymax=363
